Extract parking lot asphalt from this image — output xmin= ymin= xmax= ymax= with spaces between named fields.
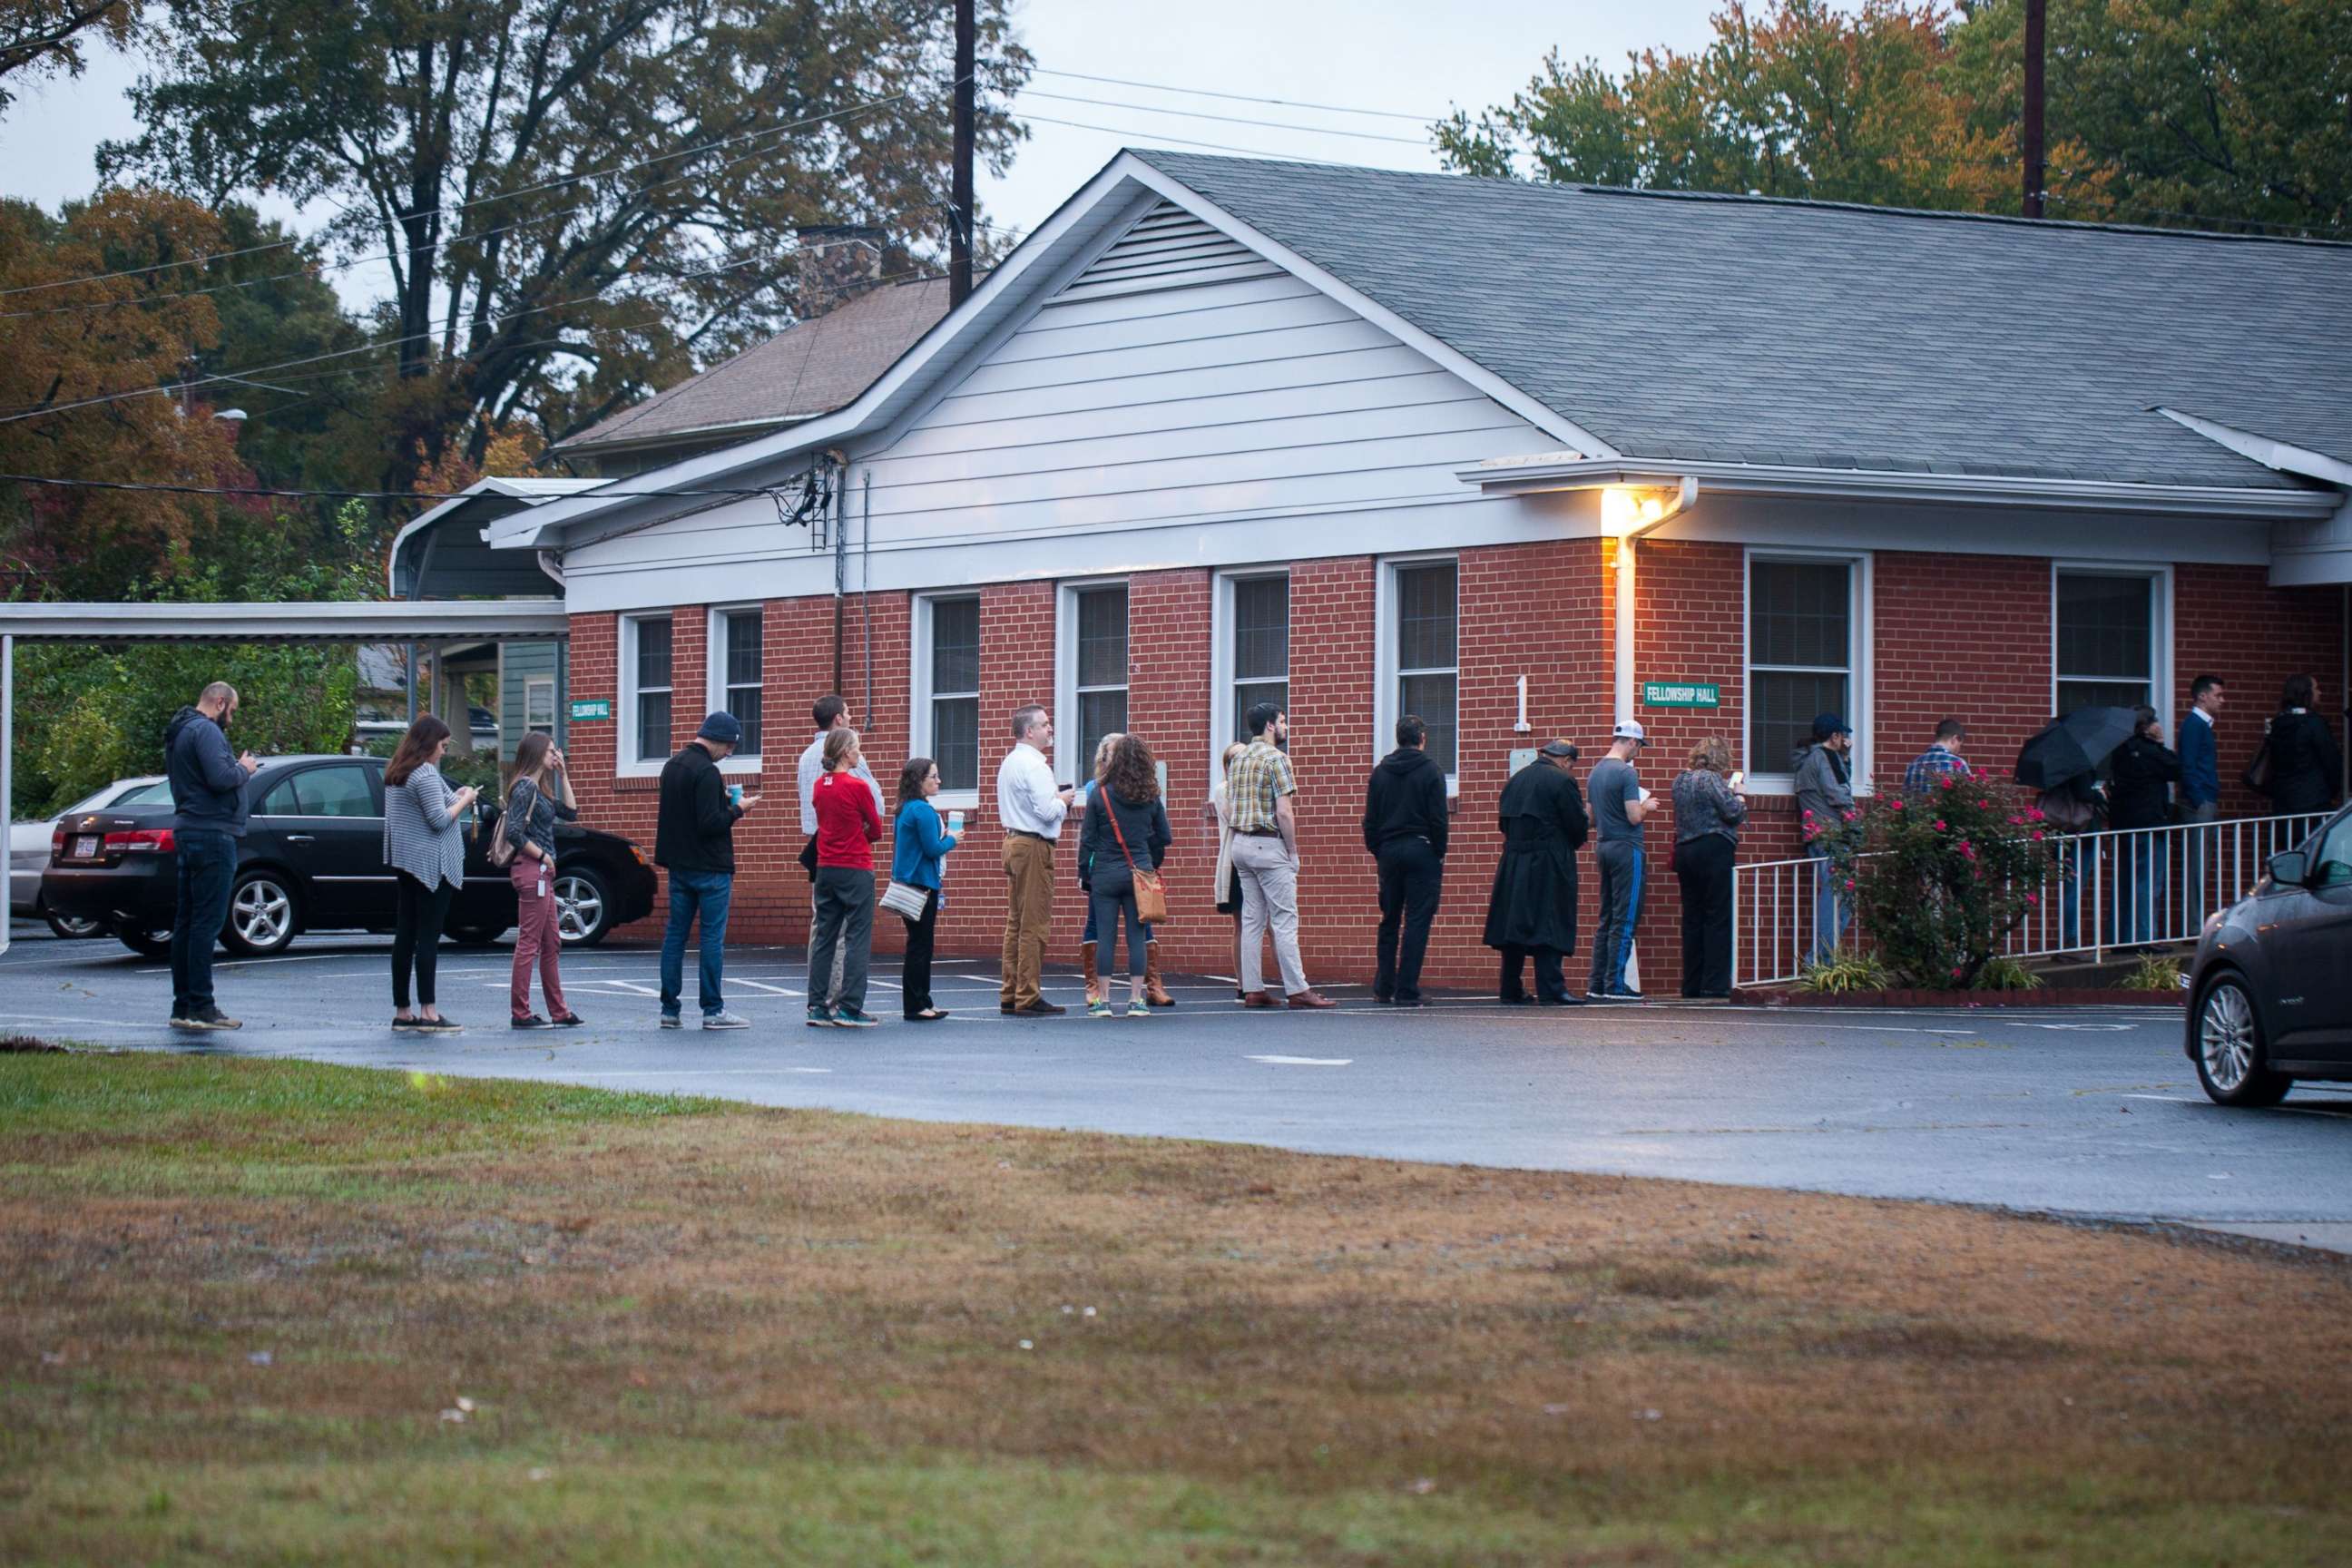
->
xmin=5 ymin=923 xmax=2348 ymax=1251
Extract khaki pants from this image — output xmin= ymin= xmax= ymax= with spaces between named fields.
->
xmin=1000 ymin=834 xmax=1056 ymax=1008
xmin=1231 ymin=832 xmax=1308 ymax=996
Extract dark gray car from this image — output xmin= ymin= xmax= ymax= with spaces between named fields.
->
xmin=2185 ymin=805 xmax=2352 ymax=1105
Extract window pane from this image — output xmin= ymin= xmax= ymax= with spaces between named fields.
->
xmin=258 ymin=779 xmax=299 ymax=817
xmin=933 ymin=695 xmax=979 ymax=791
xmin=730 ymin=689 xmax=763 ymax=756
xmin=1399 ymin=672 xmax=1457 ymax=774
xmin=635 ymin=618 xmax=672 ymax=691
xmin=1749 ymin=562 xmax=1850 ymax=670
xmin=1232 ymin=576 xmax=1289 ymax=681
xmin=1078 ymin=689 xmax=1129 ymax=774
xmin=931 ymin=598 xmax=980 ymax=696
xmin=1076 ymin=587 xmax=1128 ymax=690
xmin=1396 ymin=564 xmax=1457 ymax=671
xmin=524 ymin=681 xmax=555 ymax=730
xmin=295 ymin=765 xmax=377 ymax=818
xmin=1233 ymin=680 xmax=1288 ymax=745
xmin=724 ymin=611 xmax=762 ymax=687
xmin=636 ymin=692 xmax=671 ymax=761
xmin=2056 ymin=573 xmax=2151 ymax=681
xmin=2057 ymin=680 xmax=2151 ymax=717
xmin=1750 ymin=671 xmax=1847 ymax=775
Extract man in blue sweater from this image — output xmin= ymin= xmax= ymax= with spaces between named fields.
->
xmin=2179 ymin=673 xmax=2226 ymax=919
xmin=165 ymin=682 xmax=259 ymax=1030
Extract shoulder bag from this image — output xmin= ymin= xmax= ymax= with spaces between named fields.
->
xmin=489 ymin=779 xmax=531 ymax=868
xmin=2241 ymin=727 xmax=2275 ymax=796
xmin=1104 ymin=797 xmax=1171 ymax=926
xmin=878 ymin=804 xmax=934 ymax=921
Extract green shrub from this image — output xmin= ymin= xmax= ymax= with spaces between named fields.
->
xmin=2119 ymin=954 xmax=2183 ymax=992
xmin=1970 ymin=956 xmax=2044 ymax=992
xmin=1795 ymin=951 xmax=1894 ymax=995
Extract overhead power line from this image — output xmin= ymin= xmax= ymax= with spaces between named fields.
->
xmin=1018 ymin=113 xmax=1356 ymax=166
xmin=1017 ymin=89 xmax=1430 ymax=148
xmin=0 ymin=473 xmax=808 ymax=503
xmin=1033 ymin=67 xmax=1443 ymax=124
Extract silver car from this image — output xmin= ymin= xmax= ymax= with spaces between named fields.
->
xmin=2185 ymin=805 xmax=2352 ymax=1105
xmin=9 ymin=776 xmax=171 ymax=937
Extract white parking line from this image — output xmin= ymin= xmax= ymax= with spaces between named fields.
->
xmin=1246 ymin=1054 xmax=1351 ymax=1066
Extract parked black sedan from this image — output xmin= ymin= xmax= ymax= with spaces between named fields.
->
xmin=2184 ymin=804 xmax=2352 ymax=1105
xmin=42 ymin=754 xmax=655 ymax=957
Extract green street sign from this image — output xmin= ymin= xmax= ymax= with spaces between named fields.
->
xmin=568 ymin=698 xmax=612 ymax=721
xmin=1642 ymin=681 xmax=1720 ymax=710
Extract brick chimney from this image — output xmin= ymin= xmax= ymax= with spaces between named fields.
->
xmin=794 ymin=225 xmax=886 ymax=320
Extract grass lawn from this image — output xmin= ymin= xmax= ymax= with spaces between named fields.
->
xmin=2 ymin=1047 xmax=2347 ymax=1565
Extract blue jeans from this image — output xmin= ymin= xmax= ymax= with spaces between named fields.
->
xmin=1080 ymin=896 xmax=1152 ymax=946
xmin=660 ymin=868 xmax=733 ymax=1018
xmin=2057 ymin=840 xmax=2083 ymax=948
xmin=170 ymin=828 xmax=237 ymax=1015
xmin=1808 ymin=848 xmax=1849 ymax=962
xmin=2111 ymin=832 xmax=2158 ymax=946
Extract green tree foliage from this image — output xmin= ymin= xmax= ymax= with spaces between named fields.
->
xmin=0 ymin=1 xmax=137 ymax=113
xmin=105 ymin=0 xmax=1033 ymax=485
xmin=9 ymin=504 xmax=378 ymax=818
xmin=1438 ymin=0 xmax=2346 ymax=238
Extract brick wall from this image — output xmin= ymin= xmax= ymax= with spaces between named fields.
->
xmin=564 ymin=542 xmax=2345 ymax=988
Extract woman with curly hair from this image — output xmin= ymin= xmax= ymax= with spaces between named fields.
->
xmin=1076 ymin=733 xmax=1171 ymax=1018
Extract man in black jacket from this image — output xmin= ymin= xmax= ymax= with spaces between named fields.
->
xmin=1483 ymin=740 xmax=1590 ymax=1004
xmin=165 ymin=682 xmax=259 ymax=1031
xmin=1362 ymin=715 xmax=1450 ymax=1005
xmin=655 ymin=711 xmax=760 ymax=1029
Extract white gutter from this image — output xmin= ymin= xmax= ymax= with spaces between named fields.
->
xmin=1455 ymin=455 xmax=2338 ymax=520
xmin=1610 ymin=477 xmax=1699 ymax=726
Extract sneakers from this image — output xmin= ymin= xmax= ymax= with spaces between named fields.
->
xmin=832 ymin=1006 xmax=879 ymax=1029
xmin=1123 ymin=1000 xmax=1151 ymax=1019
xmin=701 ymin=1010 xmax=750 ymax=1030
xmin=511 ymin=1014 xmax=552 ymax=1030
xmin=170 ymin=1005 xmax=241 ymax=1032
xmin=411 ymin=1015 xmax=463 ymax=1033
xmin=659 ymin=1013 xmax=683 ymax=1030
xmin=806 ymin=1005 xmax=838 ymax=1028
xmin=1592 ymin=988 xmax=1645 ymax=1004
xmin=1087 ymin=998 xmax=1115 ymax=1019
xmin=551 ymin=1013 xmax=586 ymax=1027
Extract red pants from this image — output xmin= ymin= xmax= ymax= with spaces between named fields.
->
xmin=510 ymin=859 xmax=569 ymax=1021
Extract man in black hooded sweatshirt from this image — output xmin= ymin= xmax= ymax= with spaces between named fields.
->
xmin=164 ymin=681 xmax=259 ymax=1030
xmin=1361 ymin=714 xmax=1450 ymax=1005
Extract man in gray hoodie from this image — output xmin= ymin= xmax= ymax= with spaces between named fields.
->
xmin=164 ymin=682 xmax=259 ymax=1030
xmin=1792 ymin=712 xmax=1856 ymax=961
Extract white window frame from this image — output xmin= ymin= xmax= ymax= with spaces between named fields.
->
xmin=704 ymin=603 xmax=765 ymax=774
xmin=1375 ymin=553 xmax=1461 ymax=796
xmin=2051 ymin=564 xmax=2172 ymax=723
xmin=1208 ymin=566 xmax=1292 ymax=785
xmin=616 ymin=612 xmax=675 ymax=778
xmin=1054 ymin=576 xmax=1132 ymax=789
xmin=910 ymin=591 xmax=983 ymax=810
xmin=1741 ymin=548 xmax=1874 ymax=796
xmin=524 ymin=677 xmax=556 ymax=736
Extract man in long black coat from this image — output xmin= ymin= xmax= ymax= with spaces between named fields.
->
xmin=1483 ymin=740 xmax=1589 ymax=1005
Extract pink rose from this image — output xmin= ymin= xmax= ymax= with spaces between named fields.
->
xmin=1891 ymin=798 xmax=1906 ymax=810
xmin=1933 ymin=819 xmax=1947 ymax=832
xmin=2024 ymin=892 xmax=2040 ymax=906
xmin=2031 ymin=830 xmax=2044 ymax=842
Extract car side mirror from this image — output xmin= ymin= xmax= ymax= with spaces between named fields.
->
xmin=2267 ymin=850 xmax=2308 ymax=888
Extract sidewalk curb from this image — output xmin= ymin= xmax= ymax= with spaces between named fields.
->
xmin=1733 ymin=986 xmax=2182 ymax=1008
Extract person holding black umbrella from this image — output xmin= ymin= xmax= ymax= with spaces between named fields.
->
xmin=2018 ymin=709 xmax=2133 ymax=955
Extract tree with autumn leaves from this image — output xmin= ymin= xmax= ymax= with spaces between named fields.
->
xmin=1437 ymin=0 xmax=2347 ymax=239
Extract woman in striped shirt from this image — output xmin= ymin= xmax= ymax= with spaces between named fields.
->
xmin=382 ymin=715 xmax=478 ymax=1032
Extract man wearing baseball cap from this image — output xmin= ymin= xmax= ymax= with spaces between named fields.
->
xmin=1793 ymin=712 xmax=1856 ymax=960
xmin=654 ymin=710 xmax=760 ymax=1029
xmin=1585 ymin=720 xmax=1656 ymax=1001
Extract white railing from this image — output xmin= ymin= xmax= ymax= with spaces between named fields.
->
xmin=1730 ymin=811 xmax=2332 ymax=990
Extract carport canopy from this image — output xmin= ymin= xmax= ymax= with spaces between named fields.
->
xmin=0 ymin=598 xmax=570 ymax=954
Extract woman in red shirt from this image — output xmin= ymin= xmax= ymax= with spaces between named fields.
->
xmin=808 ymin=728 xmax=882 ymax=1028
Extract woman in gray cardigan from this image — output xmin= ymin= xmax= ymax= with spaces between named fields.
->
xmin=381 ymin=715 xmax=478 ymax=1031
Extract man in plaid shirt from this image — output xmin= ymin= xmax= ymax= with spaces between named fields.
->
xmin=1227 ymin=702 xmax=1336 ymax=1008
xmin=1903 ymin=719 xmax=1974 ymax=793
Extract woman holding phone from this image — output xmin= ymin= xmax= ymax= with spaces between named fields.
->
xmin=1670 ymin=736 xmax=1747 ymax=999
xmin=504 ymin=731 xmax=583 ymax=1028
xmin=890 ymin=756 xmax=960 ymax=1021
xmin=381 ymin=714 xmax=479 ymax=1032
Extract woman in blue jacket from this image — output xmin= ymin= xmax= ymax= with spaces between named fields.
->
xmin=890 ymin=756 xmax=960 ymax=1021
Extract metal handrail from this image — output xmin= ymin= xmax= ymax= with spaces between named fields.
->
xmin=1730 ymin=810 xmax=2332 ymax=990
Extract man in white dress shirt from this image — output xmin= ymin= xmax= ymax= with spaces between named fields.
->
xmin=995 ymin=704 xmax=1076 ymax=1015
xmin=799 ymin=694 xmax=882 ymax=994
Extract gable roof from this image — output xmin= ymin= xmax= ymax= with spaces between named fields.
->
xmin=550 ymin=275 xmax=955 ymax=458
xmin=1131 ymin=151 xmax=2352 ymax=491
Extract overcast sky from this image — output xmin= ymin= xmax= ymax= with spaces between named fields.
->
xmin=0 ymin=0 xmax=1720 ymax=310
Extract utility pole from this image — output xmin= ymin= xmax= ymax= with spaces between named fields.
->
xmin=2022 ymin=0 xmax=2046 ymax=219
xmin=949 ymin=0 xmax=976 ymax=307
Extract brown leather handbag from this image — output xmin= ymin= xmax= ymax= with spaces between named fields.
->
xmin=1103 ymin=797 xmax=1171 ymax=926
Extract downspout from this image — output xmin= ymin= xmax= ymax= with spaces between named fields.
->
xmin=828 ymin=456 xmax=847 ymax=694
xmin=862 ymin=470 xmax=874 ymax=733
xmin=1610 ymin=477 xmax=1699 ymax=725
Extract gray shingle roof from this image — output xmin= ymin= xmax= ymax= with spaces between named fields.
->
xmin=1134 ymin=152 xmax=2352 ymax=491
xmin=552 ymin=276 xmax=953 ymax=456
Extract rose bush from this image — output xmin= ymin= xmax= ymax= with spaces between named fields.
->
xmin=1809 ymin=770 xmax=2056 ymax=989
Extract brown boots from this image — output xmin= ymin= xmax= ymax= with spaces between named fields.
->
xmin=1082 ymin=940 xmax=1102 ymax=1005
xmin=1144 ymin=946 xmax=1174 ymax=1008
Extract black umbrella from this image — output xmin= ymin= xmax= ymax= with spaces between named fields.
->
xmin=2014 ymin=707 xmax=2140 ymax=790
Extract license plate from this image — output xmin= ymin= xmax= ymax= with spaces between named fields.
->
xmin=73 ymin=835 xmax=100 ymax=859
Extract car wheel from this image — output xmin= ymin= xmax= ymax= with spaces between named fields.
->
xmin=554 ymin=866 xmax=612 ymax=946
xmin=45 ymin=909 xmax=103 ymax=940
xmin=113 ymin=918 xmax=173 ymax=958
xmin=446 ymin=923 xmax=509 ymax=946
xmin=221 ymin=872 xmax=299 ymax=956
xmin=2192 ymin=975 xmax=2291 ymax=1108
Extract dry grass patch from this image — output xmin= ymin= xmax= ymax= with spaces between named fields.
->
xmin=1 ymin=1051 xmax=2347 ymax=1565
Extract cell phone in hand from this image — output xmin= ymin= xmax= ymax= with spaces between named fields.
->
xmin=1730 ymin=769 xmax=1745 ymax=789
